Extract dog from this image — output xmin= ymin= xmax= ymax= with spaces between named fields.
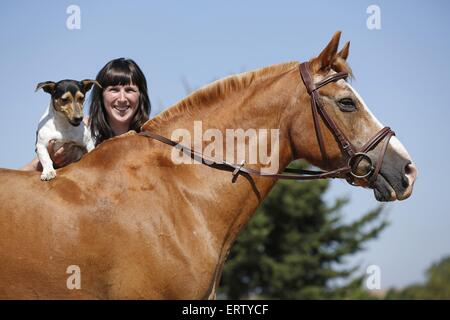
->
xmin=35 ymin=79 xmax=100 ymax=181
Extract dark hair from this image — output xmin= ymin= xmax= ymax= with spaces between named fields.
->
xmin=89 ymin=58 xmax=151 ymax=145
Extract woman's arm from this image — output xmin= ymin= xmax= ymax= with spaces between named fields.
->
xmin=20 ymin=157 xmax=41 ymax=171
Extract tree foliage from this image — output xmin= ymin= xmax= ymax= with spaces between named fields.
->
xmin=385 ymin=256 xmax=450 ymax=299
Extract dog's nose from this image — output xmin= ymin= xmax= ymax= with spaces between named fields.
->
xmin=73 ymin=117 xmax=83 ymax=125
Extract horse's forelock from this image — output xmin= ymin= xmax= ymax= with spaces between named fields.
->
xmin=332 ymin=56 xmax=353 ymax=78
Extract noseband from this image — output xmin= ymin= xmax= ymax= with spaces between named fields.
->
xmin=139 ymin=62 xmax=394 ymax=186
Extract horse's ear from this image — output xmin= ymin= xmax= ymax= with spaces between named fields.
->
xmin=311 ymin=31 xmax=341 ymax=72
xmin=337 ymin=41 xmax=350 ymax=60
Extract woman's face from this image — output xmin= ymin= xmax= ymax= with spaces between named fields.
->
xmin=102 ymin=83 xmax=140 ymax=128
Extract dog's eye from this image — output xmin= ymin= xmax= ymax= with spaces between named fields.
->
xmin=337 ymin=98 xmax=356 ymax=112
xmin=60 ymin=98 xmax=69 ymax=104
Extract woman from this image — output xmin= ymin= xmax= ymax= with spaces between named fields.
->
xmin=21 ymin=58 xmax=151 ymax=171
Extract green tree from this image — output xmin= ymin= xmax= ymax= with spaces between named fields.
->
xmin=385 ymin=256 xmax=450 ymax=299
xmin=218 ymin=161 xmax=388 ymax=299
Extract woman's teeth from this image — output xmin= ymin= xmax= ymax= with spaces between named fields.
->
xmin=114 ymin=106 xmax=129 ymax=112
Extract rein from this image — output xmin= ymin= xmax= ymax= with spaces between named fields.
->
xmin=139 ymin=62 xmax=394 ymax=185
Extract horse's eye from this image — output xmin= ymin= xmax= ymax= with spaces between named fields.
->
xmin=338 ymin=98 xmax=356 ymax=112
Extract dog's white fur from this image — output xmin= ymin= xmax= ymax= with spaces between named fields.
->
xmin=36 ymin=101 xmax=95 ymax=181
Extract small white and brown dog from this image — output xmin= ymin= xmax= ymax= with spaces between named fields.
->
xmin=35 ymin=79 xmax=100 ymax=181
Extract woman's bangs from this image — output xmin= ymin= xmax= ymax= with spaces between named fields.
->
xmin=103 ymin=68 xmax=133 ymax=87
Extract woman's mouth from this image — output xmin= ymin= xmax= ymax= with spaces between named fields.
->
xmin=113 ymin=105 xmax=131 ymax=115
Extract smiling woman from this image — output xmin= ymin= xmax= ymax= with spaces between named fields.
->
xmin=89 ymin=58 xmax=151 ymax=146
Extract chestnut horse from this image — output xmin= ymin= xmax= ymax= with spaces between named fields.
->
xmin=0 ymin=32 xmax=417 ymax=299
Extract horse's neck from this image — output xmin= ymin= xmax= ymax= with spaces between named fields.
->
xmin=141 ymin=65 xmax=301 ymax=256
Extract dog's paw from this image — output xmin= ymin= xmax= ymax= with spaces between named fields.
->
xmin=41 ymin=169 xmax=56 ymax=181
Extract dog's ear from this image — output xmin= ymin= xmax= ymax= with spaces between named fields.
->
xmin=36 ymin=81 xmax=56 ymax=94
xmin=80 ymin=80 xmax=102 ymax=92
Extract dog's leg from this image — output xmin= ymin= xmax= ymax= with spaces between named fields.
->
xmin=83 ymin=127 xmax=96 ymax=152
xmin=36 ymin=143 xmax=56 ymax=181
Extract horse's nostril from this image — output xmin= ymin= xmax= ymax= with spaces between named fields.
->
xmin=403 ymin=162 xmax=418 ymax=187
xmin=405 ymin=162 xmax=412 ymax=175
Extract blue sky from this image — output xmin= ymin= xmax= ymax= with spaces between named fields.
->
xmin=0 ymin=0 xmax=449 ymax=289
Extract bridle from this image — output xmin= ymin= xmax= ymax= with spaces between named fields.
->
xmin=139 ymin=61 xmax=394 ymax=186
xmin=298 ymin=62 xmax=395 ymax=186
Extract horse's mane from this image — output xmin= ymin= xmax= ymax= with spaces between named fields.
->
xmin=143 ymin=56 xmax=353 ymax=129
xmin=144 ymin=61 xmax=300 ymax=128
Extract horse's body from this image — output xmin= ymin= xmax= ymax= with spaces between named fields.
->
xmin=0 ymin=33 xmax=416 ymax=299
xmin=0 ymin=135 xmax=278 ymax=299
xmin=0 ymin=63 xmax=293 ymax=299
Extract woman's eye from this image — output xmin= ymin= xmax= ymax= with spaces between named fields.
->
xmin=338 ymin=98 xmax=356 ymax=112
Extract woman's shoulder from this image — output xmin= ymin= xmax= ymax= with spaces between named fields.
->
xmin=83 ymin=116 xmax=90 ymax=126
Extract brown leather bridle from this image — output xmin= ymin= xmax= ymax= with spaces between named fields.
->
xmin=298 ymin=62 xmax=395 ymax=186
xmin=139 ymin=62 xmax=395 ymax=186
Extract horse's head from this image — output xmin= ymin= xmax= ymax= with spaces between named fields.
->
xmin=289 ymin=32 xmax=417 ymax=202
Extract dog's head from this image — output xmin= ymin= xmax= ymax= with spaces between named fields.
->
xmin=36 ymin=79 xmax=101 ymax=126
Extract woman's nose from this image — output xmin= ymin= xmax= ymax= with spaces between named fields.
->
xmin=118 ymin=89 xmax=127 ymax=102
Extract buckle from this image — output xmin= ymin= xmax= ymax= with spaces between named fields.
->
xmin=232 ymin=160 xmax=246 ymax=183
